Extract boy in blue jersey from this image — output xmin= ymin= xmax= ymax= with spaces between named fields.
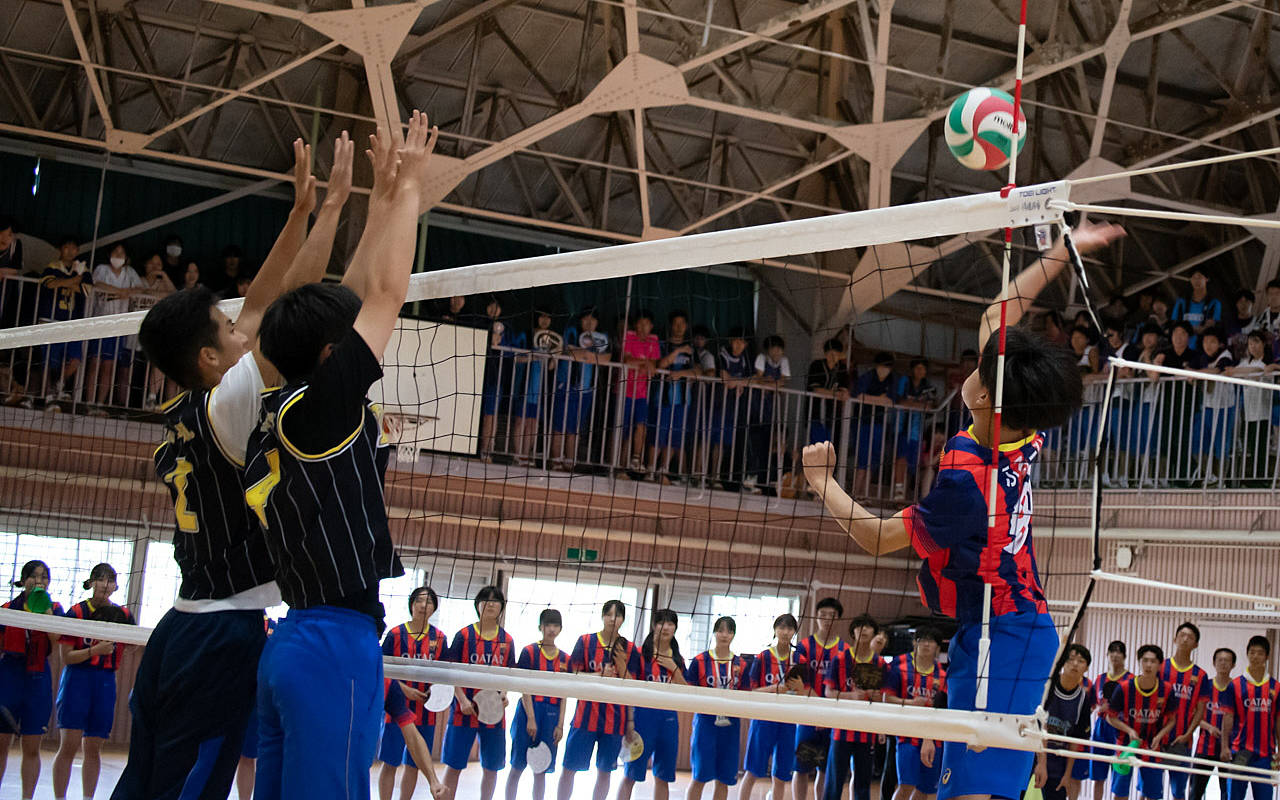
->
xmin=802 ymin=220 xmax=1124 ymax=800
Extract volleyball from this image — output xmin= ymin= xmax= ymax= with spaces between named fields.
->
xmin=944 ymin=87 xmax=1027 ymax=171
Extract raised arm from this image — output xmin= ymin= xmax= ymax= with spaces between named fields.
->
xmin=280 ymin=131 xmax=355 ymax=291
xmin=977 ymin=220 xmax=1125 ymax=352
xmin=235 ymin=138 xmax=317 ymax=343
xmin=341 ymin=124 xmax=405 ymax=302
xmin=801 ymin=440 xmax=910 ymax=555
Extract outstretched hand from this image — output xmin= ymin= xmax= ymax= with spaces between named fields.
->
xmin=366 ymin=126 xmax=401 ymax=202
xmin=1066 ymin=218 xmax=1125 ymax=256
xmin=395 ymin=109 xmax=440 ymax=200
xmin=324 ymin=131 xmax=355 ymax=209
xmin=291 ymin=138 xmax=317 ymax=216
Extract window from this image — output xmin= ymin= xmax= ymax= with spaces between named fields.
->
xmin=709 ymin=594 xmax=800 ymax=656
xmin=504 ymin=577 xmax=640 ymax=648
xmin=380 ymin=568 xmax=427 ymax=631
xmin=1 ymin=531 xmax=134 ymax=612
xmin=139 ymin=541 xmax=181 ymax=627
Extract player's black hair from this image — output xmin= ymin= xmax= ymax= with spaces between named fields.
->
xmin=602 ymin=599 xmax=626 ymax=619
xmin=539 ymin=608 xmax=563 ymax=628
xmin=1136 ymin=643 xmax=1164 ymax=663
xmin=815 ymin=597 xmax=844 ymax=617
xmin=1170 ymin=320 xmax=1194 ymax=338
xmin=641 ymin=609 xmax=684 ymax=669
xmin=1175 ymin=621 xmax=1201 ymax=644
xmin=473 ymin=584 xmax=506 ymax=613
xmin=1246 ymin=635 xmax=1271 ymax=658
xmin=763 ymin=334 xmax=785 ymax=351
xmin=259 ymin=283 xmax=363 ymax=384
xmin=848 ymin=613 xmax=880 ymax=637
xmin=138 ymin=287 xmax=223 ymax=390
xmin=1064 ymin=643 xmax=1092 ymax=668
xmin=1107 ymin=640 xmax=1127 ymax=656
xmin=408 ymin=585 xmax=438 ymax=615
xmin=773 ymin=613 xmax=799 ymax=632
xmin=668 ymin=309 xmax=688 ymax=324
xmin=823 ymin=338 xmax=844 ymax=353
xmin=1213 ymin=647 xmax=1237 ymax=666
xmin=1236 ymin=288 xmax=1255 ymax=303
xmin=913 ymin=625 xmax=942 ymax=646
xmin=82 ymin=562 xmax=117 ymax=591
xmin=873 ymin=351 xmax=894 ymax=366
xmin=14 ymin=559 xmax=49 ymax=588
xmin=713 ymin=616 xmax=736 ymax=634
xmin=978 ymin=326 xmax=1083 ymax=431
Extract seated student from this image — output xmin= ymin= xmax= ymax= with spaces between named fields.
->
xmin=506 ymin=609 xmax=570 ymax=800
xmin=685 ymin=617 xmax=749 ymax=800
xmin=617 ymin=609 xmax=687 ymax=800
xmin=53 ymin=563 xmax=135 ymax=800
xmin=442 ymin=585 xmax=516 ymax=800
xmin=1105 ymin=644 xmax=1175 ymax=800
xmin=1161 ymin=622 xmax=1210 ymax=800
xmin=1034 ymin=644 xmax=1094 ymax=800
xmin=1189 ymin=647 xmax=1236 ymax=800
xmin=384 ymin=678 xmax=450 ymax=800
xmin=1222 ymin=636 xmax=1278 ymax=800
xmin=881 ymin=626 xmax=946 ymax=800
xmin=739 ymin=614 xmax=808 ymax=800
xmin=0 ymin=560 xmax=64 ymax=800
xmin=379 ymin=587 xmax=446 ymax=800
xmin=558 ymin=600 xmax=639 ymax=800
xmin=793 ymin=597 xmax=848 ymax=800
xmin=823 ymin=614 xmax=885 ymax=800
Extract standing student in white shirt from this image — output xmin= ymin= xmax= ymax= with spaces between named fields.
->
xmin=86 ymin=243 xmax=148 ymax=408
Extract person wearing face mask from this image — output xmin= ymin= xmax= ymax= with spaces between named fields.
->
xmin=160 ymin=234 xmax=187 ymax=289
xmin=87 ymin=243 xmax=148 ymax=408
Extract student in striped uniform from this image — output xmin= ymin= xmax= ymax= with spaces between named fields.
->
xmin=822 ymin=614 xmax=886 ymax=800
xmin=1105 ymin=644 xmax=1176 ymax=800
xmin=379 ymin=586 xmax=446 ymax=800
xmin=120 ymin=135 xmax=352 ymax=800
xmin=442 ymin=585 xmax=516 ymax=800
xmin=244 ymin=117 xmax=433 ymax=800
xmin=506 ymin=608 xmax=570 ymax=800
xmin=0 ymin=560 xmax=64 ymax=800
xmin=793 ymin=597 xmax=847 ymax=800
xmin=53 ymin=563 xmax=134 ymax=800
xmin=1162 ymin=621 xmax=1210 ymax=800
xmin=882 ymin=626 xmax=947 ymax=800
xmin=1222 ymin=636 xmax=1278 ymax=800
xmin=559 ymin=600 xmax=639 ymax=800
xmin=740 ymin=613 xmax=809 ymax=800
xmin=1034 ymin=644 xmax=1094 ymax=800
xmin=382 ymin=679 xmax=449 ymax=800
xmin=803 ymin=221 xmax=1123 ymax=800
xmin=1190 ymin=647 xmax=1236 ymax=800
xmin=617 ymin=609 xmax=687 ymax=800
xmin=686 ymin=617 xmax=750 ymax=800
xmin=1087 ymin=641 xmax=1131 ymax=796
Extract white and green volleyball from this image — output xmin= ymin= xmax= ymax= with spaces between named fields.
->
xmin=944 ymin=87 xmax=1027 ymax=171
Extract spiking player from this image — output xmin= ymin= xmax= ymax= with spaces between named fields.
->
xmin=802 ymin=220 xmax=1124 ymax=800
xmin=244 ymin=111 xmax=437 ymax=799
xmin=794 ymin=597 xmax=847 ymax=800
xmin=1221 ymin=636 xmax=1278 ymax=800
xmin=1161 ymin=622 xmax=1209 ymax=800
xmin=1106 ymin=644 xmax=1175 ymax=800
xmin=118 ymin=133 xmax=352 ymax=800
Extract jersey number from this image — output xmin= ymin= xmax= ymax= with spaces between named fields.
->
xmin=162 ymin=457 xmax=199 ymax=533
xmin=245 ymin=449 xmax=281 ymax=528
xmin=1004 ymin=481 xmax=1032 ymax=555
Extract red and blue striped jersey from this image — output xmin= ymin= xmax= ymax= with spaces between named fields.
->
xmin=825 ymin=651 xmax=887 ymax=743
xmin=902 ymin=429 xmax=1048 ymax=624
xmin=686 ymin=651 xmax=748 ymax=721
xmin=635 ymin=652 xmax=684 ymax=686
xmin=446 ymin=624 xmax=515 ymax=728
xmin=382 ymin=623 xmax=446 ymax=725
xmin=384 ymin=678 xmax=415 ymax=729
xmin=1107 ymin=677 xmax=1173 ymax=747
xmin=1195 ymin=678 xmax=1236 ymax=758
xmin=569 ymin=632 xmax=640 ymax=734
xmin=747 ymin=646 xmax=808 ymax=691
xmin=60 ymin=600 xmax=134 ymax=671
xmin=2 ymin=593 xmax=64 ymax=672
xmin=882 ymin=654 xmax=947 ymax=746
xmin=1093 ymin=670 xmax=1132 ymax=713
xmin=796 ymin=635 xmax=846 ymax=697
xmin=1228 ymin=674 xmax=1278 ymax=758
xmin=1161 ymin=658 xmax=1208 ymax=737
xmin=517 ymin=643 xmax=570 ymax=705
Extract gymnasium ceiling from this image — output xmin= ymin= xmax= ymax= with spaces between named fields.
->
xmin=2 ymin=0 xmax=1280 ymax=330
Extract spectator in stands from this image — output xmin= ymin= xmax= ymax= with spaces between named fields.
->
xmin=807 ymin=338 xmax=850 ymax=444
xmin=712 ymin=327 xmax=753 ymax=490
xmin=891 ymin=358 xmax=937 ymax=502
xmin=212 ymin=244 xmax=244 ymax=297
xmin=86 ymin=242 xmax=147 ymax=409
xmin=851 ymin=351 xmax=898 ymax=499
xmin=180 ymin=260 xmax=202 ymax=290
xmin=1042 ymin=311 xmax=1069 ymax=347
xmin=0 ymin=215 xmax=35 ymax=407
xmin=1101 ymin=322 xmax=1126 ymax=363
xmin=1112 ymin=323 xmax=1162 ymax=487
xmin=1069 ymin=326 xmax=1101 ymax=375
xmin=439 ymin=295 xmax=472 ymax=324
xmin=1125 ymin=289 xmax=1155 ymax=336
xmin=1099 ymin=294 xmax=1129 ymax=332
xmin=1225 ymin=289 xmax=1258 ymax=353
xmin=1254 ymin=279 xmax=1280 ymax=340
xmin=550 ymin=306 xmax=610 ymax=470
xmin=1197 ymin=326 xmax=1236 ymax=484
xmin=620 ymin=310 xmax=660 ymax=476
xmin=1149 ymin=295 xmax=1173 ymax=338
xmin=1231 ymin=330 xmax=1278 ymax=486
xmin=686 ymin=324 xmax=718 ymax=479
xmin=137 ymin=252 xmax=177 ymax=410
xmin=160 ymin=234 xmax=186 ymax=288
xmin=653 ymin=311 xmax=697 ymax=485
xmin=745 ymin=334 xmax=790 ymax=493
xmin=512 ymin=309 xmax=556 ymax=464
xmin=480 ymin=295 xmax=517 ymax=462
xmin=37 ymin=235 xmax=92 ymax=403
xmin=1171 ymin=267 xmax=1221 ymax=348
xmin=0 ymin=215 xmax=22 ymax=278
xmin=1155 ymin=321 xmax=1206 ymax=486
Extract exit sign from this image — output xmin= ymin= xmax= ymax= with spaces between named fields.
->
xmin=566 ymin=547 xmax=599 ymax=563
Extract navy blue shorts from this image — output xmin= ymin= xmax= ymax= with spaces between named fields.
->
xmin=562 ymin=725 xmax=622 ymax=772
xmin=654 ymin=404 xmax=687 ymax=450
xmin=1111 ymin=763 xmax=1164 ymax=799
xmin=443 ymin=722 xmax=506 ymax=771
xmin=254 ymin=606 xmax=383 ymax=800
xmin=510 ymin=701 xmax=561 ymax=771
xmin=896 ymin=741 xmax=940 ymax=794
xmin=110 ymin=608 xmax=266 ymax=800
xmin=1088 ymin=716 xmax=1117 ymax=781
xmin=45 ymin=339 xmax=83 ymax=369
xmin=379 ymin=719 xmax=434 ymax=767
xmin=57 ymin=664 xmax=117 ymax=738
xmin=744 ymin=719 xmax=796 ymax=781
xmin=623 ymin=398 xmax=649 ymax=434
xmin=1227 ymin=752 xmax=1274 ymax=800
xmin=551 ymin=388 xmax=593 ymax=434
xmin=690 ymin=714 xmax=739 ymax=785
xmin=624 ymin=707 xmax=678 ymax=784
xmin=0 ymin=657 xmax=51 ymax=736
xmin=88 ymin=337 xmax=132 ymax=363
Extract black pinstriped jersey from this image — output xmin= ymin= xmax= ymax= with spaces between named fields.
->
xmin=243 ymin=376 xmax=404 ymax=616
xmin=154 ymin=389 xmax=274 ymax=601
